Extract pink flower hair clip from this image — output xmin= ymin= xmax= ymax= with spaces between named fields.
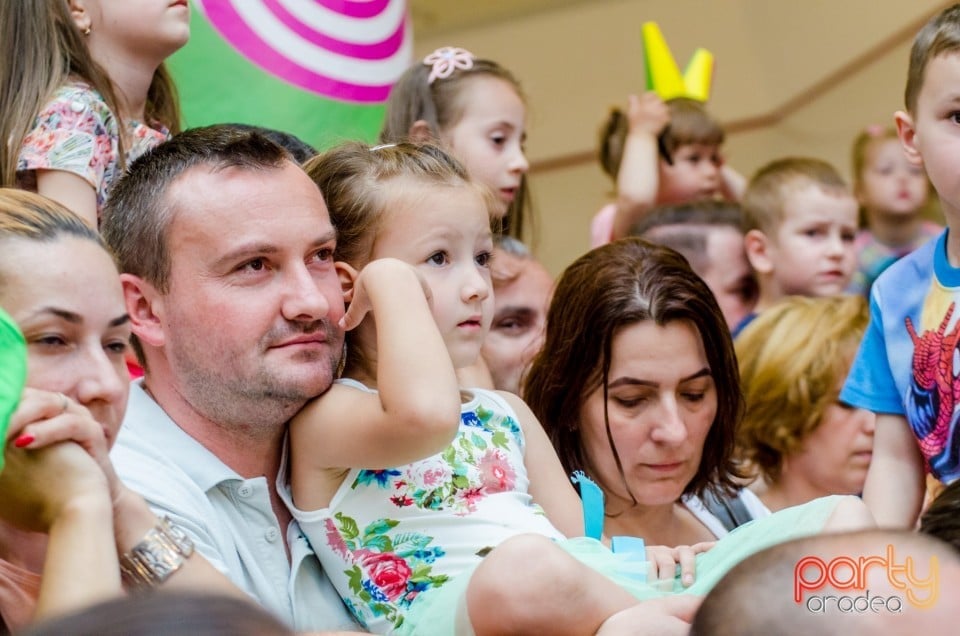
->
xmin=864 ymin=124 xmax=886 ymax=137
xmin=423 ymin=47 xmax=474 ymax=84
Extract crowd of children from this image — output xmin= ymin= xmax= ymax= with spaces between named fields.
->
xmin=3 ymin=1 xmax=960 ymax=634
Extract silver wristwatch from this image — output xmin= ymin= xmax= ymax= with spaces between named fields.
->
xmin=119 ymin=516 xmax=195 ymax=589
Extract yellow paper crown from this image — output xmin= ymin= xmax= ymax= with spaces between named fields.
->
xmin=642 ymin=22 xmax=714 ymax=102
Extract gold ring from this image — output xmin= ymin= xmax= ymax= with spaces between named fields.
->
xmin=58 ymin=392 xmax=68 ymax=413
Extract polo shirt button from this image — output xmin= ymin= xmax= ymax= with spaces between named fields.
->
xmin=237 ymin=484 xmax=252 ymax=498
xmin=265 ymin=527 xmax=280 ymax=542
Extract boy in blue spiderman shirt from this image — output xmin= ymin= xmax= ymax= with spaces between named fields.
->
xmin=842 ymin=4 xmax=960 ymax=527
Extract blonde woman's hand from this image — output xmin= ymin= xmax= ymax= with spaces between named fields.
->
xmin=7 ymin=387 xmax=121 ymax=501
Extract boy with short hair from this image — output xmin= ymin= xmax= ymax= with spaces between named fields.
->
xmin=842 ymin=4 xmax=960 ymax=528
xmin=735 ymin=157 xmax=858 ymax=336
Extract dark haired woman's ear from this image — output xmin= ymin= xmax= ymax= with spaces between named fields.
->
xmin=408 ymin=120 xmax=434 ymax=143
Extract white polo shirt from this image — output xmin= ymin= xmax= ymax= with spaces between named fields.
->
xmin=111 ymin=381 xmax=359 ymax=632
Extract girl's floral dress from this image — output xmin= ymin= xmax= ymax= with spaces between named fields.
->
xmin=16 ymin=80 xmax=169 ymax=222
xmin=282 ymin=384 xmax=563 ymax=634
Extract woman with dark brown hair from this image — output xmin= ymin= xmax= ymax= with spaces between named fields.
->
xmin=525 ymin=238 xmax=873 ymax=547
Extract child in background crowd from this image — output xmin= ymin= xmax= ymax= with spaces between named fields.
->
xmin=849 ymin=124 xmax=940 ymax=295
xmin=842 ymin=4 xmax=960 ymax=528
xmin=591 ymin=93 xmax=746 ymax=247
xmin=0 ymin=1 xmax=188 ymax=227
xmin=379 ymin=47 xmax=531 ymax=240
xmin=736 ymin=157 xmax=858 ymax=337
xmin=736 ymin=295 xmax=873 ymax=512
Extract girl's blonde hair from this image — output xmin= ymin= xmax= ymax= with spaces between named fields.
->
xmin=735 ymin=295 xmax=869 ymax=483
xmin=0 ymin=1 xmax=181 ymax=187
xmin=305 ymin=141 xmax=491 ymax=267
xmin=378 ymin=55 xmax=531 ymax=241
xmin=0 ymin=188 xmax=108 ymax=292
xmin=304 ymin=141 xmax=491 ymax=377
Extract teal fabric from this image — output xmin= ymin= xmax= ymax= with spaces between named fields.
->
xmin=395 ymin=496 xmax=848 ymax=635
xmin=0 ymin=306 xmax=27 ymax=472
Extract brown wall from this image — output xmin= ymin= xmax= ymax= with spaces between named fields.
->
xmin=415 ymin=0 xmax=951 ymax=275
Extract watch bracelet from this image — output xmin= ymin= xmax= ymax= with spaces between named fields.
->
xmin=119 ymin=516 xmax=195 ymax=589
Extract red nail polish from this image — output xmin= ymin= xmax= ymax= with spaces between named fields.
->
xmin=14 ymin=435 xmax=35 ymax=448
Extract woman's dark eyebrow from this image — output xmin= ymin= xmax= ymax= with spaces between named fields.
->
xmin=607 ymin=367 xmax=711 ymax=389
xmin=27 ymin=307 xmax=129 ymax=328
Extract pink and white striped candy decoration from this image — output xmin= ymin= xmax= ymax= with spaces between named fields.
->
xmin=195 ymin=0 xmax=412 ymax=103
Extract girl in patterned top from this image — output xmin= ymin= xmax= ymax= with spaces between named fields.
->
xmin=0 ymin=1 xmax=187 ymax=227
xmin=284 ymin=141 xmax=706 ymax=635
xmin=848 ymin=124 xmax=941 ymax=295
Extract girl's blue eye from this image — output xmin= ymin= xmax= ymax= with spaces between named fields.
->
xmin=428 ymin=252 xmax=447 ymax=265
xmin=476 ymin=251 xmax=491 ymax=267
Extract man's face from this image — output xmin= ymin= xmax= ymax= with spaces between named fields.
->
xmin=481 ymin=248 xmax=553 ymax=394
xmin=700 ymin=227 xmax=757 ymax=329
xmin=150 ymin=162 xmax=346 ymax=427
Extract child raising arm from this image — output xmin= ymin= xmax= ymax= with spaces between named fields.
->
xmin=593 ymin=94 xmax=746 ymax=248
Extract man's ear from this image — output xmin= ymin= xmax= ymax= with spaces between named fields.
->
xmin=743 ymin=229 xmax=774 ymax=275
xmin=407 ymin=120 xmax=435 ymax=143
xmin=120 ymin=273 xmax=165 ymax=348
xmin=336 ymin=261 xmax=359 ymax=304
xmin=895 ymin=110 xmax=923 ymax=166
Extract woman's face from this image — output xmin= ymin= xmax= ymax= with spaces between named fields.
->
xmin=782 ymin=384 xmax=875 ymax=498
xmin=578 ymin=319 xmax=717 ymax=510
xmin=0 ymin=236 xmax=130 ymax=445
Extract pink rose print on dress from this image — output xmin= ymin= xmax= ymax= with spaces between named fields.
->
xmin=478 ymin=449 xmax=516 ymax=492
xmin=356 ymin=549 xmax=412 ymax=601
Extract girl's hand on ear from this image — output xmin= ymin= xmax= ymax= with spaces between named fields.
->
xmin=645 ymin=541 xmax=715 ymax=587
xmin=339 ymin=258 xmax=432 ymax=331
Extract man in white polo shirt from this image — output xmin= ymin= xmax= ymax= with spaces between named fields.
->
xmin=102 ymin=126 xmax=359 ymax=632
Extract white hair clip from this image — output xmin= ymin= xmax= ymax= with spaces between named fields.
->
xmin=423 ymin=47 xmax=475 ymax=84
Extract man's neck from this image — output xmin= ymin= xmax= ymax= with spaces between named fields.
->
xmin=140 ymin=377 xmax=286 ymax=481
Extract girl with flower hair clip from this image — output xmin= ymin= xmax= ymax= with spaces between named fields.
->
xmin=380 ymin=46 xmax=532 ymax=241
